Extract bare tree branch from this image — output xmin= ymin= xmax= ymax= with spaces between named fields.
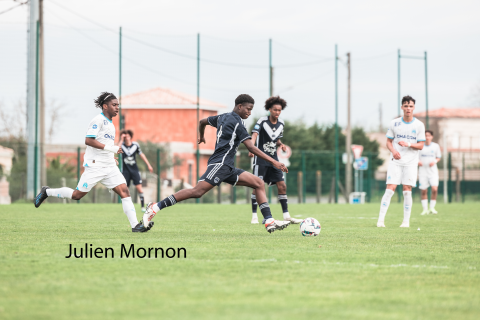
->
xmin=47 ymin=99 xmax=67 ymax=144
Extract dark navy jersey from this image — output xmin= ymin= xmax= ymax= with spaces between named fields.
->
xmin=207 ymin=112 xmax=251 ymax=168
xmin=252 ymin=116 xmax=284 ymax=167
xmin=121 ymin=141 xmax=142 ymax=172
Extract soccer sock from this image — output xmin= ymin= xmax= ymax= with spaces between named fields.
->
xmin=46 ymin=187 xmax=73 ymax=199
xmin=259 ymin=202 xmax=273 ymax=221
xmin=121 ymin=197 xmax=138 ymax=228
xmin=421 ymin=199 xmax=428 ymax=211
xmin=278 ymin=194 xmax=289 ymax=219
xmin=139 ymin=193 xmax=145 ymax=208
xmin=430 ymin=200 xmax=436 ymax=209
xmin=251 ymin=194 xmax=258 ymax=218
xmin=153 ymin=195 xmax=177 ymax=213
xmin=403 ymin=191 xmax=412 ymax=223
xmin=378 ymin=189 xmax=395 ymax=222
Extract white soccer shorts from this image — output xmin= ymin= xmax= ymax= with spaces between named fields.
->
xmin=386 ymin=163 xmax=418 ymax=187
xmin=418 ymin=173 xmax=439 ymax=190
xmin=76 ymin=166 xmax=126 ymax=192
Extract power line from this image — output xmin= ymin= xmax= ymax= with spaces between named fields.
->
xmin=273 ymin=40 xmax=330 ymax=59
xmin=353 ymin=51 xmax=395 ymax=61
xmin=0 ymin=0 xmax=28 ymax=16
xmin=276 ymin=69 xmax=335 ymax=94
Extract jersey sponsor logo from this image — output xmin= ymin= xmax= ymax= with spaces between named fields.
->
xmin=263 ymin=141 xmax=277 ymax=155
xmin=125 ymin=156 xmax=136 ymax=166
xmin=394 ymin=122 xmax=401 ymax=127
xmin=92 ymin=124 xmax=98 ymax=129
xmin=396 ymin=134 xmax=416 ymax=140
xmin=104 ymin=133 xmax=115 ymax=140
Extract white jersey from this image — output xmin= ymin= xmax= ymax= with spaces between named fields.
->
xmin=386 ymin=117 xmax=426 ymax=167
xmin=419 ymin=142 xmax=441 ymax=176
xmin=83 ymin=113 xmax=117 ymax=168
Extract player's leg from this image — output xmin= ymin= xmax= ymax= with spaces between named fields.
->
xmin=429 ymin=174 xmax=439 ymax=214
xmin=250 ymin=165 xmax=263 ymax=224
xmin=399 ymin=166 xmax=417 ymax=228
xmin=419 ymin=174 xmax=430 ymax=215
xmin=377 ymin=164 xmax=400 ymax=227
xmin=131 ymin=170 xmax=146 ymax=212
xmin=267 ymin=166 xmax=301 ymax=224
xmin=234 ymin=170 xmax=290 ymax=233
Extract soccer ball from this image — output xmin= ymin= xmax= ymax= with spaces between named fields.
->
xmin=300 ymin=218 xmax=321 ymax=237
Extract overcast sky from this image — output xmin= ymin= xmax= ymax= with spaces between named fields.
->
xmin=1 ymin=0 xmax=480 ymax=144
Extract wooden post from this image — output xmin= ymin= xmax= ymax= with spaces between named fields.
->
xmin=455 ymin=167 xmax=460 ymax=202
xmin=328 ymin=176 xmax=336 ymax=203
xmin=217 ymin=185 xmax=222 ymax=204
xmin=316 ymin=170 xmax=321 ymax=203
xmin=297 ymin=171 xmax=303 ymax=204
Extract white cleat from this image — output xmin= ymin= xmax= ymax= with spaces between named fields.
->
xmin=399 ymin=221 xmax=410 ymax=228
xmin=377 ymin=221 xmax=385 ymax=227
xmin=429 ymin=208 xmax=438 ymax=214
xmin=285 ymin=217 xmax=303 ymax=224
xmin=251 ymin=217 xmax=259 ymax=224
xmin=142 ymin=202 xmax=156 ymax=228
xmin=420 ymin=209 xmax=429 ymax=216
xmin=141 ymin=207 xmax=146 ymax=213
xmin=264 ymin=218 xmax=291 ymax=233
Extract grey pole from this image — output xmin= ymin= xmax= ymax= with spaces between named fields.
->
xmin=345 ymin=52 xmax=352 ymax=198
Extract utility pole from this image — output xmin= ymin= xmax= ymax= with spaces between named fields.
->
xmin=397 ymin=49 xmax=401 ymax=117
xmin=345 ymin=52 xmax=352 ymax=198
xmin=196 ymin=33 xmax=200 ymax=204
xmin=118 ymin=26 xmax=123 ymax=204
xmin=39 ymin=0 xmax=46 ymax=188
xmin=334 ymin=44 xmax=339 ymax=203
xmin=268 ymin=38 xmax=273 ymax=203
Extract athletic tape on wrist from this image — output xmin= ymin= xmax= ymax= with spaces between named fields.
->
xmin=104 ymin=145 xmax=119 ymax=153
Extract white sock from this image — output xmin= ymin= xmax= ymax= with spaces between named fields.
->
xmin=46 ymin=187 xmax=74 ymax=199
xmin=421 ymin=199 xmax=428 ymax=211
xmin=283 ymin=212 xmax=291 ymax=220
xmin=378 ymin=189 xmax=394 ymax=222
xmin=252 ymin=212 xmax=258 ymax=219
xmin=121 ymin=197 xmax=138 ymax=228
xmin=152 ymin=203 xmax=160 ymax=213
xmin=430 ymin=200 xmax=436 ymax=209
xmin=403 ymin=191 xmax=412 ymax=223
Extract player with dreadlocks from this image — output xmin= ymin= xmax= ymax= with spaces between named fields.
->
xmin=34 ymin=92 xmax=154 ymax=233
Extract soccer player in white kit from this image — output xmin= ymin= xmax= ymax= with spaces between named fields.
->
xmin=377 ymin=96 xmax=426 ymax=228
xmin=418 ymin=130 xmax=441 ymax=215
xmin=34 ymin=92 xmax=154 ymax=232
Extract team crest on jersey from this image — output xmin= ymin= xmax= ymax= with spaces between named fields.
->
xmin=263 ymin=141 xmax=276 ymax=155
xmin=412 ymin=129 xmax=416 ymax=134
xmin=394 ymin=122 xmax=401 ymax=127
xmin=104 ymin=120 xmax=108 ymax=125
xmin=83 ymin=182 xmax=88 ymax=188
xmin=92 ymin=124 xmax=97 ymax=129
xmin=214 ymin=177 xmax=220 ymax=184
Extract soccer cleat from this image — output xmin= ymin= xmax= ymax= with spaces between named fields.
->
xmin=377 ymin=221 xmax=385 ymax=227
xmin=429 ymin=208 xmax=438 ymax=214
xmin=251 ymin=217 xmax=259 ymax=224
xmin=141 ymin=207 xmax=146 ymax=213
xmin=132 ymin=221 xmax=154 ymax=233
xmin=399 ymin=221 xmax=410 ymax=228
xmin=34 ymin=186 xmax=50 ymax=208
xmin=142 ymin=202 xmax=156 ymax=228
xmin=284 ymin=217 xmax=303 ymax=224
xmin=264 ymin=218 xmax=291 ymax=233
xmin=420 ymin=209 xmax=429 ymax=215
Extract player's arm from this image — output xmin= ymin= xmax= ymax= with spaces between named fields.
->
xmin=276 ymin=139 xmax=287 ymax=151
xmin=398 ymin=140 xmax=424 ymax=150
xmin=387 ymin=138 xmax=401 ymax=160
xmin=139 ymin=153 xmax=154 ymax=172
xmin=85 ymin=137 xmax=123 ymax=154
xmin=197 ymin=118 xmax=210 ymax=144
xmin=243 ymin=139 xmax=288 ymax=173
xmin=247 ymin=132 xmax=258 ymax=157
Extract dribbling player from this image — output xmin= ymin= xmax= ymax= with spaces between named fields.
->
xmin=418 ymin=130 xmax=441 ymax=215
xmin=34 ymin=92 xmax=153 ymax=232
xmin=377 ymin=96 xmax=426 ymax=228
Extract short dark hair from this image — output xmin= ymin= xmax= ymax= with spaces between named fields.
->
xmin=401 ymin=95 xmax=415 ymax=105
xmin=94 ymin=92 xmax=117 ymax=109
xmin=235 ymin=94 xmax=255 ymax=106
xmin=264 ymin=96 xmax=287 ymax=111
xmin=425 ymin=130 xmax=434 ymax=136
xmin=120 ymin=129 xmax=134 ymax=138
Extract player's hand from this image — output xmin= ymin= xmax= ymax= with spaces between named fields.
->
xmin=398 ymin=141 xmax=409 ymax=147
xmin=281 ymin=144 xmax=287 ymax=152
xmin=120 ymin=133 xmax=126 ymax=140
xmin=273 ymin=160 xmax=288 ymax=173
xmin=392 ymin=150 xmax=401 ymax=160
xmin=419 ymin=161 xmax=423 ymax=166
xmin=117 ymin=147 xmax=123 ymax=154
xmin=198 ymin=137 xmax=206 ymax=144
xmin=148 ymin=165 xmax=154 ymax=173
xmin=115 ymin=158 xmax=119 ymax=166
xmin=248 ymin=152 xmax=254 ymax=157
xmin=429 ymin=161 xmax=435 ymax=167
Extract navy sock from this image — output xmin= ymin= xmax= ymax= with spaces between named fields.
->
xmin=156 ymin=195 xmax=177 ymax=210
xmin=259 ymin=202 xmax=273 ymax=220
xmin=278 ymin=194 xmax=288 ymax=213
xmin=251 ymin=194 xmax=257 ymax=213
xmin=139 ymin=193 xmax=145 ymax=208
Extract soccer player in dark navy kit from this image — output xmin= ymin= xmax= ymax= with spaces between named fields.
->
xmin=249 ymin=96 xmax=302 ymax=225
xmin=142 ymin=94 xmax=291 ymax=233
xmin=118 ymin=129 xmax=154 ymax=212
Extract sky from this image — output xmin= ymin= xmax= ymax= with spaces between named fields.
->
xmin=1 ymin=0 xmax=480 ymax=144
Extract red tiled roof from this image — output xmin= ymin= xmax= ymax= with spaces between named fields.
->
xmin=121 ymin=87 xmax=226 ymax=109
xmin=415 ymin=108 xmax=480 ymax=118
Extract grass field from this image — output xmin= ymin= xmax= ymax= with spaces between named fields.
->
xmin=0 ymin=202 xmax=479 ymax=319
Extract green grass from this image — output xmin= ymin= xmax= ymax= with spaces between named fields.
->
xmin=0 ymin=203 xmax=479 ymax=320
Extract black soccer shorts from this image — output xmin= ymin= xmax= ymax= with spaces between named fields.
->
xmin=199 ymin=164 xmax=245 ymax=186
xmin=253 ymin=164 xmax=284 ymax=185
xmin=122 ymin=169 xmax=142 ymax=187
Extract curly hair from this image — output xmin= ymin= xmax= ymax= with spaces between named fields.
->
xmin=401 ymin=95 xmax=415 ymax=105
xmin=264 ymin=96 xmax=286 ymax=111
xmin=234 ymin=94 xmax=255 ymax=106
xmin=94 ymin=92 xmax=117 ymax=109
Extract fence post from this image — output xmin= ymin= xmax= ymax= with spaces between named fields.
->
xmin=316 ymin=170 xmax=321 ymax=203
xmin=217 ymin=185 xmax=222 ymax=204
xmin=462 ymin=153 xmax=465 ymax=203
xmin=156 ymin=148 xmax=161 ymax=201
xmin=455 ymin=167 xmax=460 ymax=202
xmin=61 ymin=177 xmax=66 ymax=204
xmin=302 ymin=151 xmax=306 ymax=204
xmin=77 ymin=147 xmax=80 ymax=204
xmin=297 ymin=171 xmax=303 ymax=204
xmin=448 ymin=152 xmax=452 ymax=203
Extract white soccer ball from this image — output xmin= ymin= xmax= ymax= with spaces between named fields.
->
xmin=300 ymin=217 xmax=321 ymax=237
